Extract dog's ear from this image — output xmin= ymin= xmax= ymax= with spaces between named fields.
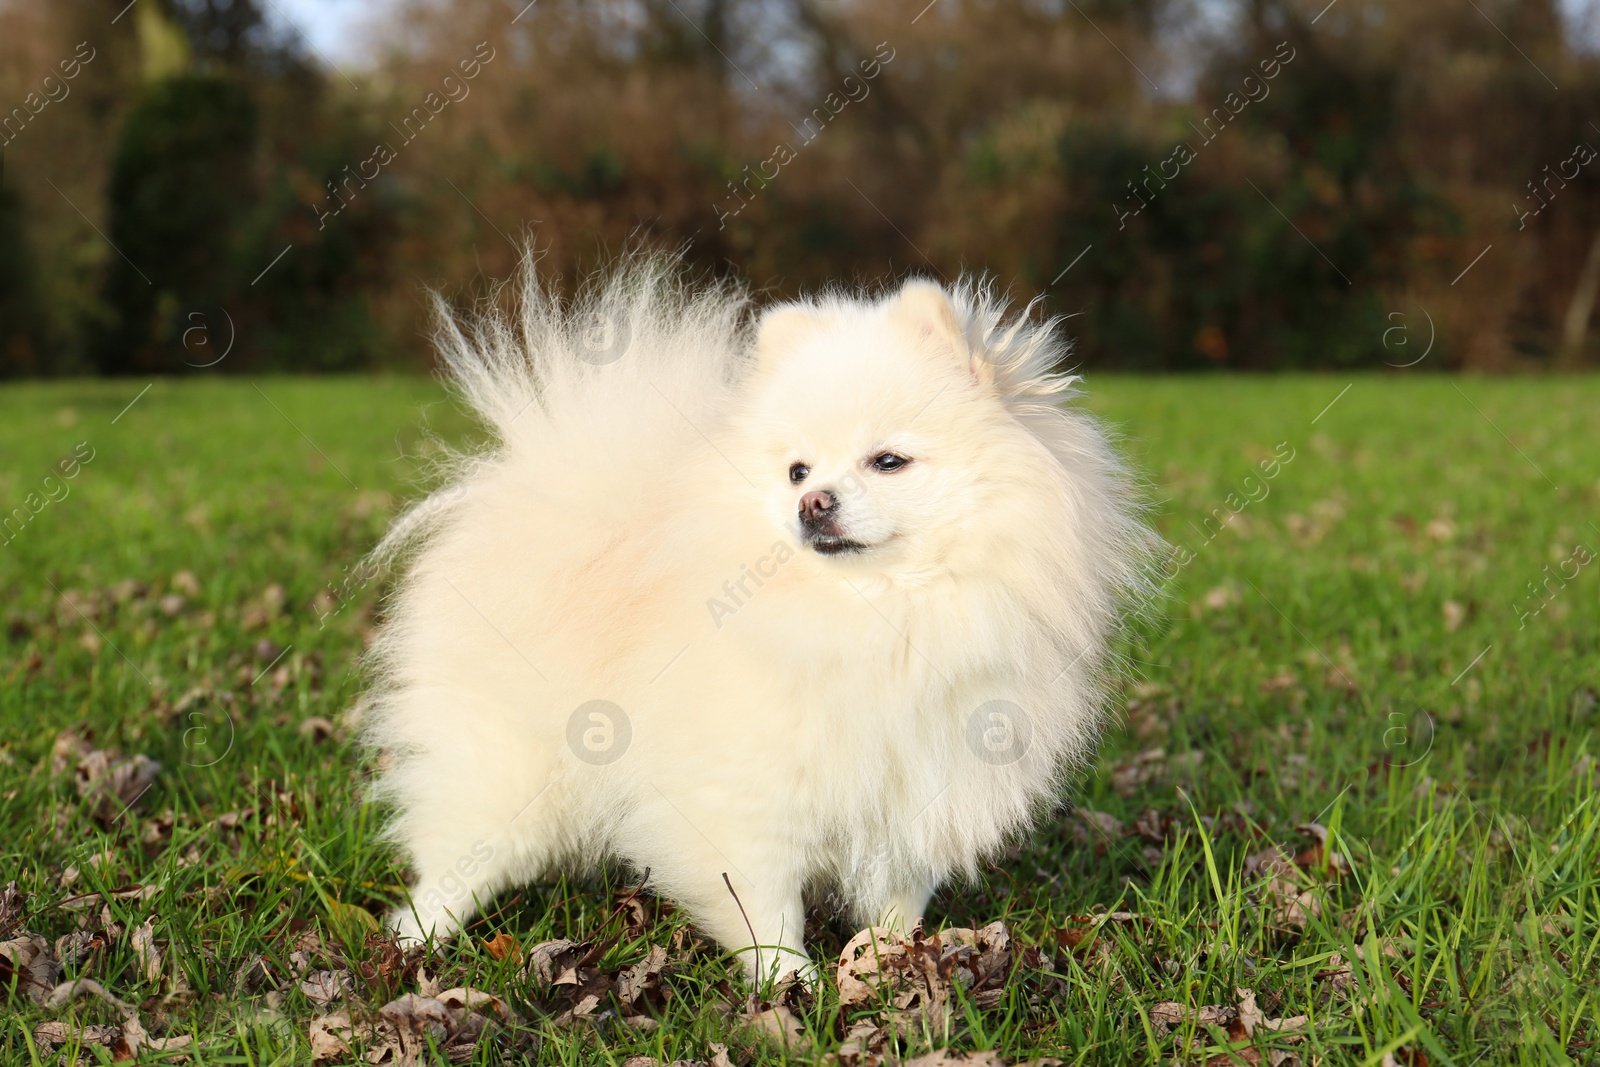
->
xmin=756 ymin=304 xmax=822 ymax=361
xmin=888 ymin=280 xmax=992 ymax=385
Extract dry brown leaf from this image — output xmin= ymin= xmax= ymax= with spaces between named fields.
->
xmin=745 ymin=1003 xmax=805 ymax=1043
xmin=57 ymin=884 xmax=160 ymax=912
xmin=1259 ymin=671 xmax=1299 ymax=694
xmin=52 ymin=728 xmax=161 ymax=824
xmin=51 ymin=727 xmax=94 ymax=775
xmin=1150 ymin=987 xmax=1309 ymax=1065
xmin=44 ymin=977 xmax=134 ymax=1012
xmin=434 ymin=986 xmax=519 ymax=1023
xmin=834 ymin=1020 xmax=892 ymax=1064
xmin=616 ymin=943 xmax=669 ymax=1008
xmin=241 ymin=584 xmax=287 ymax=629
xmin=1293 ymin=823 xmax=1350 ymax=877
xmin=483 ymin=931 xmax=519 ymax=962
xmin=54 ymin=930 xmax=104 ymax=969
xmin=131 ymin=917 xmax=162 ymax=984
xmin=380 ymin=992 xmax=456 ymax=1059
xmin=1244 ymin=846 xmax=1321 ymax=930
xmin=31 ymin=1021 xmax=123 ymax=1050
xmin=299 ymin=717 xmax=337 ymax=742
xmin=308 ymin=1011 xmax=360 ymax=1063
xmin=0 ymin=933 xmax=60 ymax=1005
xmin=1381 ymin=1048 xmax=1430 ymax=1067
xmin=1235 ymin=987 xmax=1308 ymax=1037
xmin=903 ymin=1051 xmax=1009 ymax=1066
xmin=1148 ymin=1001 xmax=1235 ymax=1031
xmin=301 ymin=969 xmax=351 ymax=1005
xmin=323 ymin=985 xmax=528 ymax=1062
xmin=1110 ymin=747 xmax=1167 ymax=796
xmin=524 ymin=937 xmax=589 ymax=985
xmin=118 ymin=1013 xmax=195 ymax=1055
xmin=0 ymin=882 xmax=22 ymax=928
xmin=415 ymin=965 xmax=442 ymax=998
xmin=1073 ymin=807 xmax=1125 ymax=849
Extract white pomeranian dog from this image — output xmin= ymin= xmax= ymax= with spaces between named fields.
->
xmin=364 ymin=256 xmax=1158 ymax=981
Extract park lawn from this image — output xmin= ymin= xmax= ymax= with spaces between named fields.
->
xmin=0 ymin=374 xmax=1596 ymax=1065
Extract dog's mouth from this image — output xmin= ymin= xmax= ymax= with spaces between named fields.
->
xmin=806 ymin=533 xmax=873 ymax=556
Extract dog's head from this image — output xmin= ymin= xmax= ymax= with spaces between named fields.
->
xmin=737 ymin=278 xmax=1045 ymax=573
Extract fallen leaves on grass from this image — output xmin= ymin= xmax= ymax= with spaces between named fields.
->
xmin=1244 ymin=847 xmax=1321 ymax=930
xmin=1148 ymin=986 xmax=1307 ymax=1064
xmin=1381 ymin=1047 xmax=1430 ymax=1067
xmin=1051 ymin=910 xmax=1154 ymax=970
xmin=620 ymin=1044 xmax=735 ymax=1067
xmin=9 ymin=918 xmax=194 ymax=1059
xmin=241 ymin=584 xmax=288 ymax=630
xmin=521 ymin=935 xmax=676 ymax=1028
xmin=907 ymin=1051 xmax=1064 ymax=1066
xmin=1071 ymin=807 xmax=1125 ymax=855
xmin=511 ymin=879 xmax=684 ymax=1031
xmin=1109 ymin=748 xmax=1205 ymax=798
xmin=51 ymin=727 xmax=161 ymax=824
xmin=1245 ymin=824 xmax=1348 ymax=932
xmin=32 ymin=1015 xmax=195 ymax=1060
xmin=1 ymin=931 xmax=61 ymax=1004
xmin=835 ymin=922 xmax=1017 ymax=1030
xmin=309 ymin=984 xmax=527 ymax=1064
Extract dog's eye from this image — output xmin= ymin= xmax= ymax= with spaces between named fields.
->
xmin=871 ymin=453 xmax=910 ymax=472
xmin=789 ymin=462 xmax=810 ymax=484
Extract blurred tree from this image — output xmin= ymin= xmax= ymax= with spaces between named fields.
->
xmin=6 ymin=0 xmax=1600 ymax=372
xmin=91 ymin=75 xmax=258 ymax=374
xmin=0 ymin=178 xmax=47 ymax=376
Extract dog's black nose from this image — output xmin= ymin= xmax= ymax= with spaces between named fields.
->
xmin=799 ymin=490 xmax=835 ymax=525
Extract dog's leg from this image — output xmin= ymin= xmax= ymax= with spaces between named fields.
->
xmin=390 ymin=838 xmax=498 ymax=946
xmin=629 ymin=798 xmax=811 ymax=984
xmin=845 ymin=842 xmax=934 ymax=935
xmin=877 ymin=883 xmax=934 ymax=933
xmin=386 ymin=774 xmax=560 ymax=946
xmin=694 ymin=870 xmax=811 ymax=985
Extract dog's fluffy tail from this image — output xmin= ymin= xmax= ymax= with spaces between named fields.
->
xmin=370 ymin=252 xmax=752 ymax=571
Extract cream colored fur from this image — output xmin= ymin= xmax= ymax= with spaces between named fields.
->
xmin=363 ymin=256 xmax=1159 ymax=982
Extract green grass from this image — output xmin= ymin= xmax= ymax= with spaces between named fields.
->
xmin=1 ymin=374 xmax=1596 ymax=1065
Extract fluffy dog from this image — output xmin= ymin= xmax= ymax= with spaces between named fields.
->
xmin=365 ymin=258 xmax=1158 ymax=980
